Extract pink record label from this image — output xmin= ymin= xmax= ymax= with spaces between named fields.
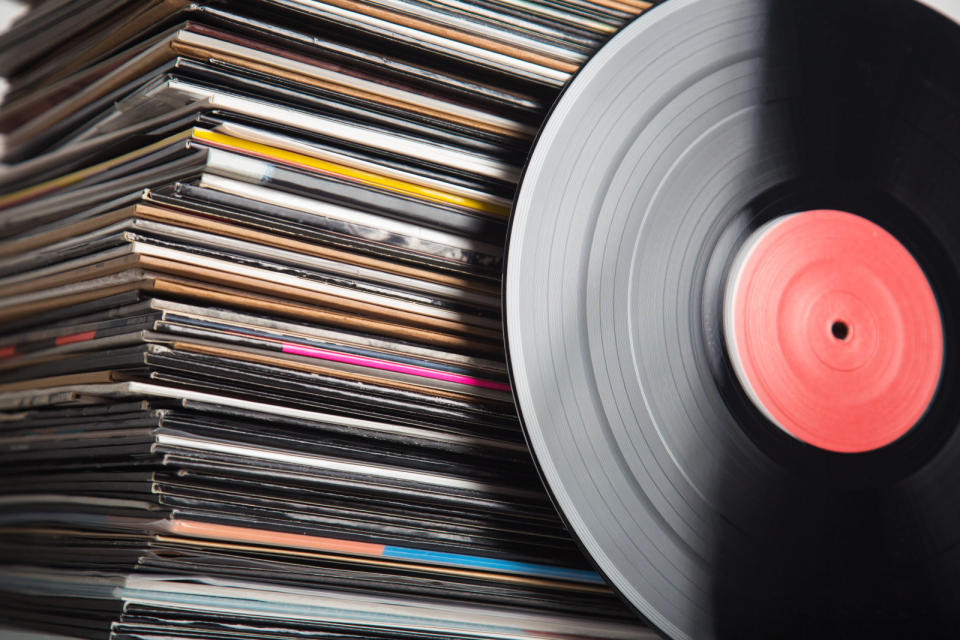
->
xmin=725 ymin=210 xmax=943 ymax=453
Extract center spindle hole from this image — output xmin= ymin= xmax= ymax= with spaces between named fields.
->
xmin=831 ymin=320 xmax=849 ymax=340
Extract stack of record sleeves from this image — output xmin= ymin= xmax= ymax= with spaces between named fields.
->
xmin=0 ymin=1 xmax=657 ymax=638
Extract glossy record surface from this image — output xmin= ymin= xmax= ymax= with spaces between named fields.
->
xmin=506 ymin=0 xmax=960 ymax=638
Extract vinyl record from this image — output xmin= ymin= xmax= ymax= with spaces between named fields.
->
xmin=505 ymin=0 xmax=960 ymax=638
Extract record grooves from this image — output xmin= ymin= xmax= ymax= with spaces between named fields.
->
xmin=506 ymin=1 xmax=960 ymax=638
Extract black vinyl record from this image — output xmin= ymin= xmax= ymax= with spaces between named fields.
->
xmin=505 ymin=0 xmax=960 ymax=638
